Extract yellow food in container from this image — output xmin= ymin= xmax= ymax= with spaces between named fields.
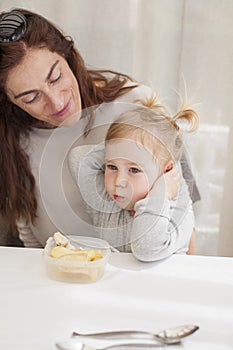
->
xmin=44 ymin=233 xmax=111 ymax=283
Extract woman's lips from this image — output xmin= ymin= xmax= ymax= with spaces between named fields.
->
xmin=52 ymin=100 xmax=71 ymax=118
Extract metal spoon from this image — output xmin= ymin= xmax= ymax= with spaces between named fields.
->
xmin=72 ymin=324 xmax=199 ymax=345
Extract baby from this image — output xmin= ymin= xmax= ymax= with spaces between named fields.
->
xmin=69 ymin=98 xmax=199 ymax=261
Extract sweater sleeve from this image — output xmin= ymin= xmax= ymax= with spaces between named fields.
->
xmin=68 ymin=143 xmax=109 ymax=218
xmin=17 ymin=218 xmax=42 ymax=248
xmin=130 ymin=177 xmax=194 ymax=262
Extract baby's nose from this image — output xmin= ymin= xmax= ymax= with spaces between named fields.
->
xmin=115 ymin=176 xmax=128 ymax=188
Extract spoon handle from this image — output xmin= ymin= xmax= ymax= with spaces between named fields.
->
xmin=73 ymin=330 xmax=157 ymax=340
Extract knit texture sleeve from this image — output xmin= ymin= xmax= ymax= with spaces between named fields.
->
xmin=17 ymin=218 xmax=42 ymax=248
xmin=130 ymin=177 xmax=194 ymax=262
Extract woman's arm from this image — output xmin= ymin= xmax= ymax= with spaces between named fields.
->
xmin=17 ymin=219 xmax=42 ymax=248
xmin=186 ymin=230 xmax=196 ymax=255
xmin=180 ymin=151 xmax=201 ymax=203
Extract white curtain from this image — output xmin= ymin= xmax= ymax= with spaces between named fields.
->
xmin=1 ymin=0 xmax=233 ymax=256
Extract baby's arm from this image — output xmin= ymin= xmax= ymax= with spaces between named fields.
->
xmin=161 ymin=168 xmax=196 ymax=255
xmin=68 ymin=143 xmax=108 ymax=219
xmin=130 ymin=172 xmax=194 ymax=262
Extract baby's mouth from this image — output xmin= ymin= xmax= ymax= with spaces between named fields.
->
xmin=113 ymin=194 xmax=125 ymax=202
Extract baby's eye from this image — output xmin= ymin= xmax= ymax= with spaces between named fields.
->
xmin=130 ymin=167 xmax=141 ymax=174
xmin=106 ymin=164 xmax=118 ymax=171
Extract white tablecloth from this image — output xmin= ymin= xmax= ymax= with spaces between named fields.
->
xmin=0 ymin=246 xmax=233 ymax=350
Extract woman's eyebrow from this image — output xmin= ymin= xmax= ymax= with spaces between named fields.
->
xmin=45 ymin=60 xmax=59 ymax=81
xmin=14 ymin=60 xmax=59 ymax=99
xmin=14 ymin=89 xmax=37 ymax=99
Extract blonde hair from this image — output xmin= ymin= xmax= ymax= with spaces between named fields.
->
xmin=105 ymin=95 xmax=199 ymax=163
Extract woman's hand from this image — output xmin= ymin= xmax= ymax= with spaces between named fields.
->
xmin=148 ymin=167 xmax=180 ymax=200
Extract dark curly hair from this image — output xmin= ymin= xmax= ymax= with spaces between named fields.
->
xmin=0 ymin=8 xmax=137 ymax=232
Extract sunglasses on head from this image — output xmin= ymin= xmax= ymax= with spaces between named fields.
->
xmin=0 ymin=11 xmax=27 ymax=43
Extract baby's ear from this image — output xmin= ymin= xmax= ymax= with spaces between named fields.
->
xmin=163 ymin=160 xmax=174 ymax=173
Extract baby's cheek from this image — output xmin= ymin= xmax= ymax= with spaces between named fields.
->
xmin=147 ymin=168 xmax=161 ymax=189
xmin=136 ymin=177 xmax=151 ymax=197
xmin=143 ymin=173 xmax=155 ymax=192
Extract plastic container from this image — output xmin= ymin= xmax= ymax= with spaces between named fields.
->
xmin=44 ymin=235 xmax=111 ymax=283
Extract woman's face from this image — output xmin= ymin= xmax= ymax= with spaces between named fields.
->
xmin=6 ymin=48 xmax=82 ymax=126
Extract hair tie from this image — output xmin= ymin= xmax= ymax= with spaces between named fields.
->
xmin=0 ymin=11 xmax=27 ymax=43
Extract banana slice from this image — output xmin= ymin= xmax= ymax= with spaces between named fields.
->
xmin=95 ymin=250 xmax=103 ymax=260
xmin=50 ymin=246 xmax=74 ymax=258
xmin=50 ymin=232 xmax=104 ymax=261
xmin=53 ymin=231 xmax=70 ymax=247
xmin=50 ymin=246 xmax=103 ymax=261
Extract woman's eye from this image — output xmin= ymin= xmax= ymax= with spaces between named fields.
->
xmin=24 ymin=93 xmax=40 ymax=104
xmin=130 ymin=167 xmax=141 ymax=174
xmin=106 ymin=164 xmax=117 ymax=171
xmin=50 ymin=72 xmax=62 ymax=84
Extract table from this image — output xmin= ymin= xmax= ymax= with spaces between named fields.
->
xmin=0 ymin=246 xmax=233 ymax=350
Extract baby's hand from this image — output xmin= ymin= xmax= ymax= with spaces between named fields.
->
xmin=148 ymin=167 xmax=180 ymax=200
xmin=164 ymin=167 xmax=180 ymax=199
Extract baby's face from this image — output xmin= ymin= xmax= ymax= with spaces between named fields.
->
xmin=104 ymin=138 xmax=162 ymax=211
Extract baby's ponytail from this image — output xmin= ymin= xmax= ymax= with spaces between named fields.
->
xmin=173 ymin=104 xmax=199 ymax=133
xmin=107 ymin=94 xmax=199 ymax=163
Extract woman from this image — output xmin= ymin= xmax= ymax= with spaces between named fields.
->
xmin=0 ymin=8 xmax=199 ymax=248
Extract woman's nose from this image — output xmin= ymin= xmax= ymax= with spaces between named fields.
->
xmin=46 ymin=92 xmax=64 ymax=112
